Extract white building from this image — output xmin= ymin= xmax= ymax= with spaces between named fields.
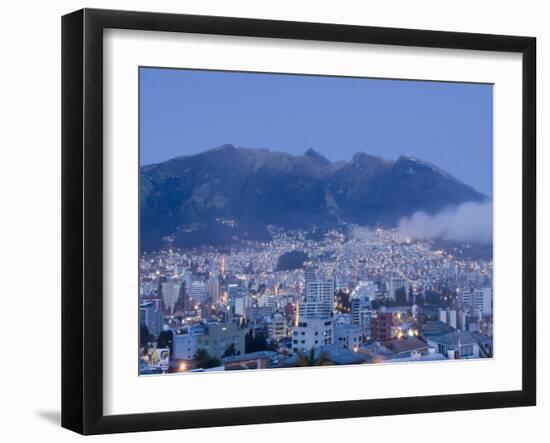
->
xmin=335 ymin=324 xmax=363 ymax=351
xmin=439 ymin=308 xmax=458 ymax=329
xmin=173 ymin=331 xmax=200 ymax=361
xmin=293 ymin=278 xmax=336 ymax=352
xmin=350 ymin=285 xmax=373 ymax=339
xmin=299 ymin=279 xmax=335 ymax=321
xmin=459 ymin=288 xmax=472 ymax=305
xmin=292 ymin=318 xmax=334 ymax=353
xmin=234 ymin=297 xmax=247 ymax=316
xmin=256 ymin=291 xmax=270 ymax=308
xmin=299 ymin=301 xmax=332 ymax=320
xmin=306 ymin=280 xmax=335 ymax=304
xmin=473 ymin=288 xmax=492 ymax=315
xmin=459 ymin=287 xmax=492 ymax=317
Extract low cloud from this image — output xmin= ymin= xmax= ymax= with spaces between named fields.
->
xmin=397 ymin=201 xmax=493 ymax=245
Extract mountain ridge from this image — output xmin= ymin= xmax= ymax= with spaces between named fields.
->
xmin=140 ymin=144 xmax=487 ymax=250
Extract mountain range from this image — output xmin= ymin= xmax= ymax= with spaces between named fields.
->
xmin=140 ymin=144 xmax=487 ymax=250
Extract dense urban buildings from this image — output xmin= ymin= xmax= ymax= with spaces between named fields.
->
xmin=139 ymin=225 xmax=493 ymax=374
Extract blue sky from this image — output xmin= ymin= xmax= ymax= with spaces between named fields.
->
xmin=140 ymin=67 xmax=493 ymax=196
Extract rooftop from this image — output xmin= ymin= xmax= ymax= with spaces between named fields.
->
xmin=381 ymin=336 xmax=429 ymax=355
xmin=427 ymin=330 xmax=478 ymax=347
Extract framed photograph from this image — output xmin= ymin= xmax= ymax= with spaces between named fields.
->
xmin=61 ymin=8 xmax=536 ymax=435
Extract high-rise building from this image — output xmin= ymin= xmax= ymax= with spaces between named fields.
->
xmin=207 ymin=276 xmax=220 ymax=303
xmin=294 ymin=278 xmax=335 ymax=351
xmin=298 ymin=301 xmax=332 ymax=320
xmin=306 ymin=281 xmax=335 ymax=304
xmin=473 ymin=288 xmax=492 ymax=315
xmin=439 ymin=308 xmax=458 ymax=329
xmin=351 ymin=288 xmax=373 ymax=339
xmin=298 ymin=280 xmax=335 ymax=320
xmin=189 ymin=281 xmax=208 ymax=302
xmin=304 ymin=263 xmax=317 ymax=287
xmin=388 ymin=276 xmax=408 ymax=301
xmin=227 ymin=283 xmax=247 ymax=308
xmin=161 ymin=282 xmax=181 ymax=315
xmin=234 ymin=297 xmax=247 ymax=317
xmin=459 ymin=288 xmax=472 ymax=306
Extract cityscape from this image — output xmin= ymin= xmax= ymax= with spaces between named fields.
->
xmin=139 ymin=223 xmax=493 ymax=374
xmin=139 ymin=68 xmax=493 ymax=375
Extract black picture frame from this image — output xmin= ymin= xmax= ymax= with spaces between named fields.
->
xmin=62 ymin=8 xmax=536 ymax=435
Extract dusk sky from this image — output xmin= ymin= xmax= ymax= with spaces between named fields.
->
xmin=140 ymin=67 xmax=493 ymax=196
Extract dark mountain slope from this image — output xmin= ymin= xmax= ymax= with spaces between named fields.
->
xmin=140 ymin=145 xmax=486 ymax=250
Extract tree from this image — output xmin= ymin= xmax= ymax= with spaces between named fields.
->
xmin=157 ymin=330 xmax=174 ymax=354
xmin=253 ymin=331 xmax=268 ymax=352
xmin=140 ymin=324 xmax=150 ymax=347
xmin=222 ymin=343 xmax=237 ymax=358
xmin=194 ymin=349 xmax=221 ymax=369
xmin=245 ymin=329 xmax=268 ymax=353
xmin=275 ymin=250 xmax=308 ymax=271
xmin=245 ymin=329 xmax=254 ymax=353
xmin=296 ymin=348 xmax=334 ymax=367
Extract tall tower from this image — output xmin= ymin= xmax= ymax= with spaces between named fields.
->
xmin=299 ymin=280 xmax=335 ymax=320
xmin=207 ymin=275 xmax=220 ymax=303
xmin=304 ymin=263 xmax=317 ymax=287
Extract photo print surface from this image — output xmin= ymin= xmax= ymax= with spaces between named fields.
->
xmin=138 ymin=67 xmax=493 ymax=375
